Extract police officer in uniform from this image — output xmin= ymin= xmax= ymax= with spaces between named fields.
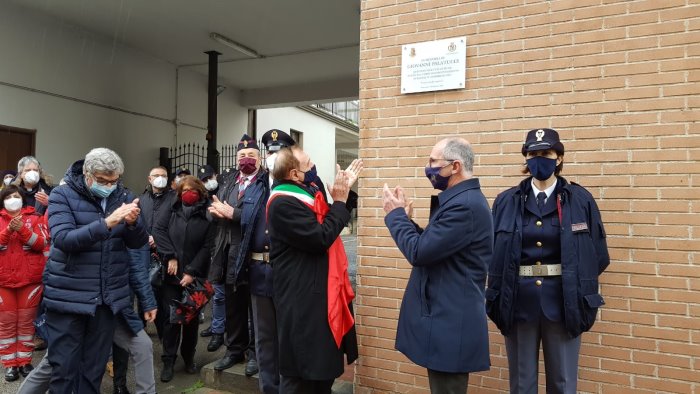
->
xmin=198 ymin=164 xmax=220 ymax=198
xmin=486 ymin=128 xmax=610 ymax=394
xmin=209 ymin=135 xmax=266 ymax=376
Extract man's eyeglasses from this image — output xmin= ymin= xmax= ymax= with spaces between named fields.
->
xmin=427 ymin=158 xmax=455 ymax=167
xmin=91 ymin=175 xmax=120 ymax=186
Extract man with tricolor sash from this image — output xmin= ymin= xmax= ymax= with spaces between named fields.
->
xmin=267 ymin=146 xmax=358 ymax=394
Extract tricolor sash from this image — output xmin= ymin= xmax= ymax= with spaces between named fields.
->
xmin=268 ymin=183 xmax=355 ymax=348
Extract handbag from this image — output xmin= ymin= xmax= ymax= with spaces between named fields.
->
xmin=149 ymin=251 xmax=163 ymax=287
xmin=169 ymin=277 xmax=215 ymax=324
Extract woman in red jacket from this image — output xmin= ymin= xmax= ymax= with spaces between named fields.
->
xmin=0 ymin=185 xmax=49 ymax=382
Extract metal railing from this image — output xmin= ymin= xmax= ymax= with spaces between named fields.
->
xmin=312 ymin=101 xmax=359 ymax=125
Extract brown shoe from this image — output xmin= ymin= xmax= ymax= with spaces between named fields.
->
xmin=34 ymin=337 xmax=48 ymax=351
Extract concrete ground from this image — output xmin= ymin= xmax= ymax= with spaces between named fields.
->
xmin=1 ymin=234 xmax=357 ymax=394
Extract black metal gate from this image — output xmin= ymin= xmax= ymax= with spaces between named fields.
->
xmin=159 ymin=140 xmax=267 ymax=177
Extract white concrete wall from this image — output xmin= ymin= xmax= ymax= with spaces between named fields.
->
xmin=257 ymin=107 xmax=340 ymax=191
xmin=0 ymin=2 xmax=247 ymax=190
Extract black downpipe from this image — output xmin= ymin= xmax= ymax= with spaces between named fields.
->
xmin=205 ymin=50 xmax=221 ymax=173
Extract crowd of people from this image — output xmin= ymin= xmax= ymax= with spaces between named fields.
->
xmin=0 ymin=128 xmax=361 ymax=394
xmin=0 ymin=127 xmax=609 ymax=394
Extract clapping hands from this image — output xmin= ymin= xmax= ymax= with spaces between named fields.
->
xmin=105 ymin=198 xmax=141 ymax=229
xmin=382 ymin=184 xmax=413 ymax=218
xmin=328 ymin=165 xmax=350 ymax=203
xmin=208 ymin=196 xmax=234 ymax=219
xmin=344 ymin=159 xmax=363 ymax=188
xmin=8 ymin=216 xmax=23 ymax=231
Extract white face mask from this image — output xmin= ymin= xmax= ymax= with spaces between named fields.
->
xmin=265 ymin=154 xmax=277 ymax=173
xmin=151 ymin=176 xmax=167 ymax=189
xmin=3 ymin=177 xmax=12 ymax=186
xmin=23 ymin=170 xmax=40 ymax=185
xmin=174 ymin=176 xmax=183 ymax=185
xmin=205 ymin=179 xmax=218 ymax=191
xmin=3 ymin=197 xmax=22 ymax=212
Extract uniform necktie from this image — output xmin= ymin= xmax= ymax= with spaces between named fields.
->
xmin=537 ymin=191 xmax=547 ymax=211
xmin=238 ymin=177 xmax=247 ymax=199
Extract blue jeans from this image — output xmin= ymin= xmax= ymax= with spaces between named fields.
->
xmin=211 ymin=283 xmax=226 ymax=334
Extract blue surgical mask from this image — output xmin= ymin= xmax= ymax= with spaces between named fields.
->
xmin=302 ymin=165 xmax=317 ymax=186
xmin=526 ymin=156 xmax=557 ymax=181
xmin=89 ymin=180 xmax=117 ymax=199
xmin=424 ymin=163 xmax=452 ymax=191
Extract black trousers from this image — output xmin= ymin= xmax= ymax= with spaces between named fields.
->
xmin=112 ymin=342 xmax=130 ymax=387
xmin=280 ymin=375 xmax=334 ymax=394
xmin=427 ymin=369 xmax=469 ymax=394
xmin=45 ymin=305 xmax=115 ymax=394
xmin=160 ymin=283 xmax=198 ymax=363
xmin=223 ymin=283 xmax=253 ymax=357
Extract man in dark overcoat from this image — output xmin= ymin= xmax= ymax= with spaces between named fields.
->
xmin=382 ymin=137 xmax=494 ymax=393
xmin=267 ymin=146 xmax=358 ymax=394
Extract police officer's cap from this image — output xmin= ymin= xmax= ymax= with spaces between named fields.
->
xmin=261 ymin=129 xmax=295 ymax=153
xmin=175 ymin=167 xmax=191 ymax=177
xmin=237 ymin=134 xmax=259 ymax=151
xmin=198 ymin=164 xmax=215 ymax=181
xmin=522 ymin=128 xmax=565 ymax=156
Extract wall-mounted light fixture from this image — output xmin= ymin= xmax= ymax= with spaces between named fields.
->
xmin=209 ymin=32 xmax=260 ymax=58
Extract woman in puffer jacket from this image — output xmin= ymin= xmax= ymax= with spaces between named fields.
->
xmin=0 ymin=185 xmax=48 ymax=382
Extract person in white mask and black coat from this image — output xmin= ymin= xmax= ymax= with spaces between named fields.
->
xmin=12 ymin=156 xmax=53 ymax=215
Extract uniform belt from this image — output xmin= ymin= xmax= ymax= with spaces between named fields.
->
xmin=251 ymin=252 xmax=270 ymax=263
xmin=519 ymin=264 xmax=561 ymax=277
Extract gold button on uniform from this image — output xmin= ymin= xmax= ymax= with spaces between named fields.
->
xmin=536 ymin=241 xmax=542 ymax=247
xmin=536 ymin=220 xmax=542 ymax=227
xmin=536 ymin=261 xmax=541 ymax=265
xmin=264 ymin=245 xmax=269 ymax=250
xmin=535 ymin=280 xmax=542 ymax=286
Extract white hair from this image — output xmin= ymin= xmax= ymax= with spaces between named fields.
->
xmin=442 ymin=138 xmax=474 ymax=173
xmin=83 ymin=148 xmax=125 ymax=175
xmin=17 ymin=156 xmax=41 ymax=173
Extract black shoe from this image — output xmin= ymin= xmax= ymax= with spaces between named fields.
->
xmin=200 ymin=326 xmax=213 ymax=337
xmin=185 ymin=362 xmax=197 ymax=374
xmin=19 ymin=363 xmax=33 ymax=377
xmin=160 ymin=361 xmax=174 ymax=382
xmin=207 ymin=334 xmax=224 ymax=352
xmin=114 ymin=385 xmax=131 ymax=394
xmin=244 ymin=358 xmax=259 ymax=377
xmin=5 ymin=366 xmax=19 ymax=382
xmin=213 ymin=354 xmax=244 ymax=371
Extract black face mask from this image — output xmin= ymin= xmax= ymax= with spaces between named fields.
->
xmin=302 ymin=165 xmax=317 ymax=186
xmin=526 ymin=156 xmax=557 ymax=181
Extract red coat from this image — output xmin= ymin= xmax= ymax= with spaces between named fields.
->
xmin=0 ymin=207 xmax=49 ymax=288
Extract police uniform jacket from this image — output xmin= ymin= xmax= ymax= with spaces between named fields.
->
xmin=384 ymin=178 xmax=493 ymax=373
xmin=486 ymin=176 xmax=610 ymax=338
xmin=227 ymin=169 xmax=271 ymax=293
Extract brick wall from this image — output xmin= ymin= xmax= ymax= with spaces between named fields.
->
xmin=356 ymin=1 xmax=700 ymax=393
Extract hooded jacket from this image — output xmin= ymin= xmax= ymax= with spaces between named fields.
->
xmin=43 ymin=160 xmax=148 ymax=315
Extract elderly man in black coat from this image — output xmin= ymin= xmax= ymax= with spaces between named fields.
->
xmin=267 ymin=146 xmax=358 ymax=394
xmin=383 ymin=137 xmax=494 ymax=394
